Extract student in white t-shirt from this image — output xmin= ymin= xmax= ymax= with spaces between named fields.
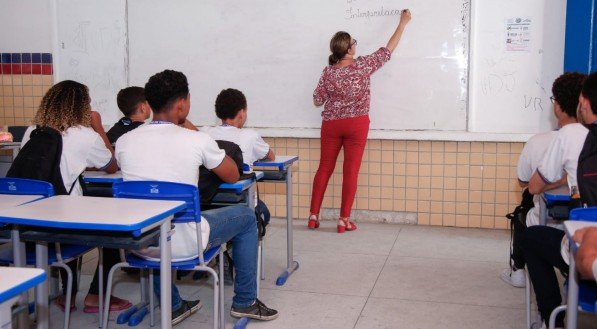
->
xmin=201 ymin=88 xmax=274 ymax=166
xmin=116 ymin=70 xmax=278 ymax=325
xmin=20 ymin=80 xmax=130 ymax=314
xmin=524 ymin=72 xmax=588 ymax=329
xmin=500 ymin=74 xmax=583 ymax=288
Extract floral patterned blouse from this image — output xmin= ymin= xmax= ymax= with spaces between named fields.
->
xmin=313 ymin=47 xmax=391 ymax=121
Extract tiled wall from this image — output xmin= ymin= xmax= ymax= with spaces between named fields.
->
xmin=0 ymin=52 xmax=54 ymax=126
xmin=258 ymin=138 xmax=523 ymax=229
xmin=0 ymin=51 xmax=523 ymax=229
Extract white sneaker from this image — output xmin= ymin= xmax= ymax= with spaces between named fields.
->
xmin=500 ymin=268 xmax=526 ymax=288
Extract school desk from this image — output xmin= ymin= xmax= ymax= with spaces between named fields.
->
xmin=82 ymin=171 xmax=264 ymax=200
xmin=563 ymin=220 xmax=597 ymax=329
xmin=0 ymin=142 xmax=20 ymax=160
xmin=0 ymin=195 xmax=185 ymax=329
xmin=0 ymin=267 xmax=45 ymax=328
xmin=0 ymin=194 xmax=43 ymax=329
xmin=253 ymin=155 xmax=299 ymax=285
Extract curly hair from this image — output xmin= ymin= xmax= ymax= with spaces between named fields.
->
xmin=215 ymin=88 xmax=247 ymax=120
xmin=34 ymin=80 xmax=91 ymax=132
xmin=552 ymin=72 xmax=587 ymax=118
xmin=144 ymin=70 xmax=189 ymax=113
xmin=582 ymin=72 xmax=597 ymax=115
xmin=117 ymin=86 xmax=145 ymax=117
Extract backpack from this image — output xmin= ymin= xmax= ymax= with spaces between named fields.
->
xmin=577 ymin=124 xmax=597 ymax=207
xmin=6 ymin=126 xmax=74 ymax=195
xmin=505 ymin=188 xmax=534 ymax=228
xmin=198 ymin=140 xmax=247 ymax=204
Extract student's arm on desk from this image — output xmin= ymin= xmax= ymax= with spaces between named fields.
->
xmin=212 ymin=155 xmax=240 ymax=183
xmin=528 ymin=171 xmax=567 ymax=195
xmin=574 ymin=227 xmax=597 ymax=280
xmin=264 ymin=149 xmax=275 ymax=161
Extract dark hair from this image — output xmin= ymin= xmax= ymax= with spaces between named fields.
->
xmin=116 ymin=86 xmax=145 ymax=117
xmin=144 ymin=70 xmax=189 ymax=113
xmin=215 ymin=88 xmax=247 ymax=120
xmin=552 ymin=72 xmax=587 ymax=118
xmin=34 ymin=80 xmax=91 ymax=132
xmin=582 ymin=72 xmax=597 ymax=115
xmin=328 ymin=31 xmax=351 ymax=65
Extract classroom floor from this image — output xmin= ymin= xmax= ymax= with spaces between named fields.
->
xmin=44 ymin=220 xmax=596 ymax=329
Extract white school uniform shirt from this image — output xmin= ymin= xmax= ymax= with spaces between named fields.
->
xmin=115 ymin=122 xmax=225 ymax=262
xmin=201 ymin=125 xmax=270 ymax=165
xmin=593 ymin=259 xmax=597 ymax=282
xmin=537 ymin=123 xmax=589 ymax=190
xmin=517 ymin=130 xmax=558 ymax=226
xmin=21 ymin=125 xmax=113 ymax=196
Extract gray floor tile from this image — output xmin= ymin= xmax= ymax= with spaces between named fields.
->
xmin=391 ymin=225 xmax=510 ymax=262
xmin=260 ymin=247 xmax=387 ymax=297
xmin=265 ymin=221 xmax=401 ymax=256
xmin=355 ymin=297 xmax=524 ymax=329
xmin=42 ymin=221 xmax=542 ymax=329
xmin=371 ymin=256 xmax=525 ymax=308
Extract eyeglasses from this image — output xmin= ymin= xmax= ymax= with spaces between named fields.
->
xmin=351 ymin=39 xmax=357 ymax=47
xmin=550 ymin=96 xmax=556 ymax=104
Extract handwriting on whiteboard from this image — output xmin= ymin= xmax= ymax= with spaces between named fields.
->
xmin=523 ymin=95 xmax=543 ymax=112
xmin=345 ymin=0 xmax=402 ymax=20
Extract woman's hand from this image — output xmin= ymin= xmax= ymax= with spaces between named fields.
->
xmin=399 ymin=9 xmax=411 ymax=26
xmin=387 ymin=9 xmax=411 ymax=53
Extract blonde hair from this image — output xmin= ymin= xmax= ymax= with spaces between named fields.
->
xmin=34 ymin=80 xmax=92 ymax=132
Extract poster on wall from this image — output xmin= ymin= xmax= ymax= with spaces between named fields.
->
xmin=505 ymin=17 xmax=531 ymax=51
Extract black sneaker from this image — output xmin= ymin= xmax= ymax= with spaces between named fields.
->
xmin=230 ymin=299 xmax=278 ymax=321
xmin=171 ymin=299 xmax=202 ymax=326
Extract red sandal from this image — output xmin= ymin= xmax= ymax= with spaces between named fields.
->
xmin=307 ymin=214 xmax=320 ymax=229
xmin=337 ymin=218 xmax=357 ymax=233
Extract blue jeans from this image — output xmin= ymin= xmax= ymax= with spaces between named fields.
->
xmin=153 ymin=205 xmax=258 ymax=310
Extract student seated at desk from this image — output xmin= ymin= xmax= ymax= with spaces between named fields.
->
xmin=201 ymin=88 xmax=274 ymax=165
xmin=17 ymin=81 xmax=131 ymax=313
xmin=525 ymin=72 xmax=592 ymax=329
xmin=115 ymin=70 xmax=278 ymax=324
xmin=501 ymin=73 xmax=582 ymax=288
xmin=106 ymin=86 xmax=151 ymax=144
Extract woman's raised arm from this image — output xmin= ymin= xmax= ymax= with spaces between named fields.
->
xmin=386 ymin=9 xmax=411 ymax=53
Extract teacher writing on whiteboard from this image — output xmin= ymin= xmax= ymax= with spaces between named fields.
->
xmin=308 ymin=9 xmax=411 ymax=233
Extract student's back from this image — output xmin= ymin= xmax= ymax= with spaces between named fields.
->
xmin=116 ymin=123 xmax=223 ymax=185
xmin=202 ymin=125 xmax=269 ymax=165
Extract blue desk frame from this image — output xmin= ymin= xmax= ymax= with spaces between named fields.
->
xmin=253 ymin=156 xmax=299 ymax=285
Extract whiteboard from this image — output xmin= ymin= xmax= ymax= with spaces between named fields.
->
xmin=55 ymin=0 xmax=128 ymax=124
xmin=468 ymin=0 xmax=566 ymax=133
xmin=128 ymin=0 xmax=469 ymax=131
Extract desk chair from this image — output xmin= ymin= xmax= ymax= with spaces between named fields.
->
xmin=547 ymin=208 xmax=597 ymax=329
xmin=0 ymin=178 xmax=92 ymax=329
xmin=105 ymin=181 xmax=225 ymax=329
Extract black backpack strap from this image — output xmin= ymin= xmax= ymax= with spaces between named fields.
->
xmin=69 ymin=171 xmax=84 ymax=195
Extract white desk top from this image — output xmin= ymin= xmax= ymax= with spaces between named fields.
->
xmin=0 ymin=267 xmax=46 ymax=303
xmin=564 ymin=221 xmax=597 ymax=240
xmin=0 ymin=195 xmax=185 ymax=236
xmin=564 ymin=221 xmax=597 ymax=252
xmin=0 ymin=194 xmax=43 ymax=208
xmin=254 ymin=155 xmax=298 ymax=170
